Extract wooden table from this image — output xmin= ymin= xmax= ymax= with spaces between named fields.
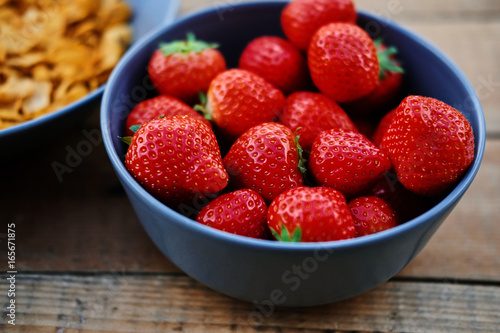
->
xmin=2 ymin=0 xmax=499 ymax=331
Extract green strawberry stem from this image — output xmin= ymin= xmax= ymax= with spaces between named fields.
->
xmin=294 ymin=129 xmax=307 ymax=174
xmin=119 ymin=136 xmax=132 ymax=145
xmin=271 ymin=223 xmax=302 ymax=242
xmin=159 ymin=32 xmax=219 ymax=56
xmin=129 ymin=125 xmax=141 ymax=133
xmin=118 ymin=125 xmax=141 ymax=145
xmin=375 ymin=38 xmax=404 ymax=80
xmin=193 ymin=92 xmax=212 ymax=121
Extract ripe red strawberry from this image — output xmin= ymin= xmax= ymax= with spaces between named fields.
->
xmin=309 ymin=129 xmax=392 ymax=199
xmin=308 ymin=23 xmax=380 ymax=103
xmin=196 ymin=189 xmax=269 ymax=239
xmin=381 ymin=95 xmax=475 ymax=196
xmin=125 ymin=115 xmax=228 ymax=206
xmin=148 ymin=33 xmax=226 ymax=104
xmin=267 ymin=186 xmax=356 ymax=242
xmin=125 ymin=95 xmax=210 ymax=136
xmin=205 ymin=69 xmax=286 ymax=140
xmin=348 ymin=196 xmax=398 ymax=237
xmin=278 ymin=91 xmax=357 ymax=151
xmin=238 ymin=36 xmax=308 ymax=95
xmin=344 ymin=40 xmax=404 ymax=116
xmin=223 ymin=122 xmax=304 ymax=203
xmin=281 ymin=0 xmax=357 ymax=50
xmin=371 ymin=108 xmax=397 ymax=148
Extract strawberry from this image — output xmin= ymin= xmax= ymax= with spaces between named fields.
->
xmin=148 ymin=33 xmax=226 ymax=104
xmin=307 ymin=22 xmax=380 ymax=103
xmin=309 ymin=129 xmax=392 ymax=199
xmin=125 ymin=95 xmax=210 ymax=136
xmin=371 ymin=107 xmax=397 ymax=148
xmin=238 ymin=36 xmax=308 ymax=95
xmin=281 ymin=0 xmax=357 ymax=50
xmin=204 ymin=69 xmax=286 ymax=140
xmin=196 ymin=189 xmax=269 ymax=239
xmin=125 ymin=115 xmax=228 ymax=207
xmin=267 ymin=186 xmax=356 ymax=242
xmin=381 ymin=95 xmax=475 ymax=196
xmin=223 ymin=122 xmax=304 ymax=203
xmin=348 ymin=196 xmax=398 ymax=237
xmin=344 ymin=40 xmax=404 ymax=116
xmin=278 ymin=91 xmax=357 ymax=151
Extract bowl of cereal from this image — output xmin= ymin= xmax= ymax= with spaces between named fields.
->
xmin=101 ymin=1 xmax=485 ymax=307
xmin=0 ymin=0 xmax=180 ymax=155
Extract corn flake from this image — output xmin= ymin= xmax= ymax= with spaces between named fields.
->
xmin=22 ymin=80 xmax=52 ymax=115
xmin=0 ymin=0 xmax=132 ymax=129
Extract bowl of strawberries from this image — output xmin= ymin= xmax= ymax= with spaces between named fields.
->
xmin=101 ymin=0 xmax=485 ymax=307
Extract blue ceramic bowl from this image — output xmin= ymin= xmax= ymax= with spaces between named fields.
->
xmin=101 ymin=1 xmax=485 ymax=307
xmin=0 ymin=0 xmax=180 ymax=156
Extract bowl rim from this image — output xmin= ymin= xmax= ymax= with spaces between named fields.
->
xmin=101 ymin=0 xmax=486 ymax=252
xmin=0 ymin=0 xmax=181 ymax=138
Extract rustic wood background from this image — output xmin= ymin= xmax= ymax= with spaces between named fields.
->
xmin=1 ymin=0 xmax=499 ymax=332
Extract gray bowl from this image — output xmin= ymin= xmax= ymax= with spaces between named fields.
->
xmin=101 ymin=1 xmax=485 ymax=308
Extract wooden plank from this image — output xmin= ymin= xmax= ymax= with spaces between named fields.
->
xmin=1 ymin=274 xmax=499 ymax=332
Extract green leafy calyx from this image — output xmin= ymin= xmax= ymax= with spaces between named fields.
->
xmin=193 ymin=91 xmax=212 ymax=121
xmin=375 ymin=38 xmax=404 ymax=80
xmin=294 ymin=128 xmax=307 ymax=175
xmin=119 ymin=136 xmax=132 ymax=145
xmin=159 ymin=32 xmax=219 ymax=56
xmin=129 ymin=125 xmax=141 ymax=133
xmin=118 ymin=125 xmax=141 ymax=146
xmin=271 ymin=223 xmax=302 ymax=242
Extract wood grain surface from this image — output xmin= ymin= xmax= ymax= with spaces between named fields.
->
xmin=1 ymin=0 xmax=499 ymax=332
xmin=5 ymin=274 xmax=500 ymax=332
